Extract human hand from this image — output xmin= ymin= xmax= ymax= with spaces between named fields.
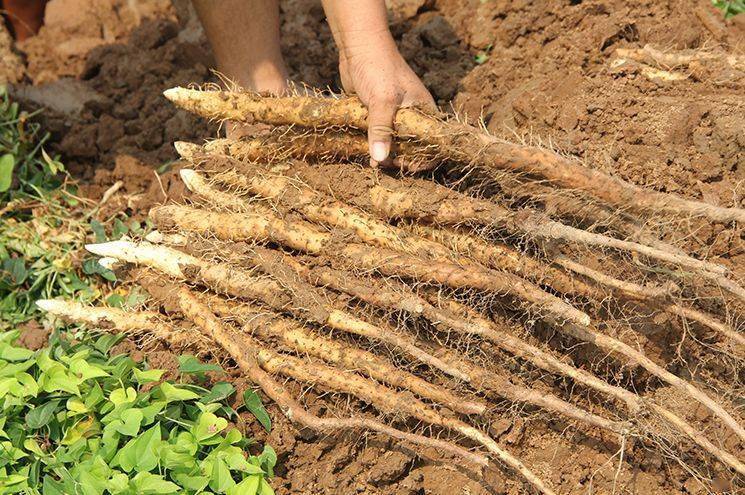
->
xmin=339 ymin=37 xmax=435 ymax=168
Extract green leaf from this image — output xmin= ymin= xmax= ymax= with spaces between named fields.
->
xmin=172 ymin=472 xmax=209 ymax=492
xmin=89 ymin=220 xmax=107 ymax=243
xmin=25 ymin=400 xmax=59 ymax=429
xmin=39 ymin=366 xmax=79 ymax=395
xmin=192 ymin=411 xmax=228 ymax=443
xmin=0 ymin=345 xmax=34 ymax=361
xmin=131 ymin=472 xmax=180 ymax=494
xmin=227 ymin=475 xmax=261 ymax=495
xmin=159 ymin=382 xmax=199 ymax=403
xmin=208 ymin=457 xmax=236 ymax=493
xmin=2 ymin=258 xmax=27 ymax=286
xmin=113 ymin=408 xmax=143 ymax=436
xmin=133 ymin=368 xmax=165 ymax=384
xmin=258 ymin=478 xmax=275 ymax=495
xmin=258 ymin=445 xmax=277 ymax=477
xmin=0 ymin=153 xmax=15 ymax=192
xmin=201 ymin=381 xmax=235 ymax=404
xmin=243 ymin=390 xmax=271 ymax=432
xmin=116 ymin=423 xmax=161 ymax=473
xmin=178 ymin=355 xmax=223 ymax=375
xmin=69 ymin=358 xmax=109 ymax=382
xmin=109 ymin=387 xmax=137 ymax=406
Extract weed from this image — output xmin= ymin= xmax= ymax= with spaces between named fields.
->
xmin=712 ymin=0 xmax=745 ymax=18
xmin=0 ymin=329 xmax=275 ymax=494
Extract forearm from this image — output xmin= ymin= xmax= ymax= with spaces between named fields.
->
xmin=321 ymin=0 xmax=397 ymax=60
xmin=192 ymin=0 xmax=287 ymax=92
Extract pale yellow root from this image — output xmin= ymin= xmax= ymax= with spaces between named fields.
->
xmin=89 ymin=238 xmax=474 ymax=387
xmin=38 ymin=297 xmax=744 ymax=476
xmin=148 ymin=204 xmax=591 ymax=327
xmin=426 ymin=297 xmax=745 ymax=476
xmin=188 ymin=148 xmax=740 ymax=303
xmin=38 ymin=298 xmax=489 ymax=469
xmin=146 ymin=204 xmax=745 ymax=448
xmin=558 ymin=321 xmax=745 ymax=444
xmin=237 ymin=304 xmax=488 ymax=415
xmin=213 ymin=291 xmax=624 ymax=434
xmin=173 ymin=287 xmax=556 ymax=495
xmin=34 ymin=299 xmax=206 ymax=350
xmin=180 ymin=165 xmax=455 ymax=261
xmin=163 ymin=88 xmax=745 ymax=224
xmin=553 ymin=255 xmax=744 ymax=350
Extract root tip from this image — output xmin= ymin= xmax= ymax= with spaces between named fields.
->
xmin=36 ymin=299 xmax=63 ymax=313
xmin=174 ymin=141 xmax=199 ymax=160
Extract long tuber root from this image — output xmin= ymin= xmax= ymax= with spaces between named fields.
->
xmin=148 ymin=203 xmax=592 ymax=327
xmin=163 ymin=88 xmax=745 ymax=224
xmin=36 ymin=298 xmax=491 ymax=470
xmin=169 ymin=285 xmax=557 ymax=495
xmin=146 ymin=204 xmax=745 ymax=446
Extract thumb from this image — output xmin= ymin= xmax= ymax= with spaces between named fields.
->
xmin=367 ymin=95 xmax=399 ymax=166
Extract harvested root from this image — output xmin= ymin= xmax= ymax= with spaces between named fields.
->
xmin=86 ymin=239 xmax=475 ymax=387
xmin=212 ymin=291 xmax=626 ymax=435
xmin=145 ymin=204 xmax=744 ymax=442
xmin=149 ymin=204 xmax=592 ymax=327
xmin=419 ymin=226 xmax=742 ymax=349
xmin=34 ymin=299 xmax=207 ymax=351
xmin=171 ymin=286 xmax=558 ymax=495
xmin=184 ymin=148 xmax=744 ymax=310
xmin=37 ymin=298 xmax=490 ymax=471
xmin=163 ymin=88 xmax=745 ymax=223
xmin=234 ymin=303 xmax=488 ymax=415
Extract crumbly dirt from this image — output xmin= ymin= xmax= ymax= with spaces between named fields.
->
xmin=4 ymin=0 xmax=745 ymax=493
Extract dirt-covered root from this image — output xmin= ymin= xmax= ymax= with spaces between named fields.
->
xmin=233 ymin=300 xmax=487 ymax=416
xmin=236 ymin=305 xmax=486 ymax=414
xmin=170 ymin=286 xmax=556 ymax=495
xmin=179 ymin=132 xmax=438 ymax=171
xmin=334 ymin=243 xmax=590 ymax=326
xmin=212 ymin=286 xmax=626 ymax=435
xmin=150 ymin=203 xmax=328 ymax=253
xmin=148 ymin=204 xmax=591 ymax=327
xmin=557 ymin=321 xmax=745 ymax=444
xmin=553 ymin=256 xmax=745 ymax=349
xmin=179 ymin=166 xmax=456 ymax=261
xmin=163 ymin=88 xmax=745 ymax=224
xmin=411 ymin=224 xmax=598 ymax=298
xmin=144 ymin=204 xmax=744 ymax=444
xmin=85 ymin=240 xmax=292 ymax=309
xmin=38 ymin=299 xmax=490 ymax=471
xmin=34 ymin=299 xmax=209 ymax=351
xmin=615 ymin=44 xmax=745 ymax=70
xmin=89 ymin=238 xmax=475 ymax=386
xmin=194 ymin=151 xmax=732 ymax=294
xmin=427 ymin=297 xmax=745 ymax=475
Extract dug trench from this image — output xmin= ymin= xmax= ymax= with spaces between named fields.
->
xmin=5 ymin=0 xmax=744 ymax=494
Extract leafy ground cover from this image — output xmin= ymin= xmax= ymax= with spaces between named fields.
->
xmin=0 ymin=88 xmax=276 ymax=495
xmin=0 ymin=329 xmax=276 ymax=494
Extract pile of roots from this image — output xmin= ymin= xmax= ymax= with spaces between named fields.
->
xmin=38 ymin=88 xmax=744 ymax=494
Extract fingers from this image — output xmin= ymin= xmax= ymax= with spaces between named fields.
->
xmin=367 ymin=94 xmax=400 ymax=167
xmin=401 ymin=88 xmax=437 ymax=112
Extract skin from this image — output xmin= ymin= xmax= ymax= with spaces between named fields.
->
xmin=192 ymin=0 xmax=434 ymax=168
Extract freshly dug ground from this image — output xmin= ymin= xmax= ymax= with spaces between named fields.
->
xmin=5 ymin=0 xmax=744 ymax=494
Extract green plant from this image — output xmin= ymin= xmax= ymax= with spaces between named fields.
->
xmin=0 ymin=86 xmax=64 ymax=199
xmin=712 ymin=0 xmax=745 ymax=18
xmin=0 ymin=329 xmax=275 ymax=494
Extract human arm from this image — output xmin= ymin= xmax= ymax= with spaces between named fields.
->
xmin=321 ymin=0 xmax=435 ymax=167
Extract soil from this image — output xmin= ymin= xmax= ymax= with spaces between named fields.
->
xmin=3 ymin=0 xmax=744 ymax=493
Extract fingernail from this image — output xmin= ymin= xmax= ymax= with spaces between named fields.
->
xmin=371 ymin=141 xmax=389 ymax=163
